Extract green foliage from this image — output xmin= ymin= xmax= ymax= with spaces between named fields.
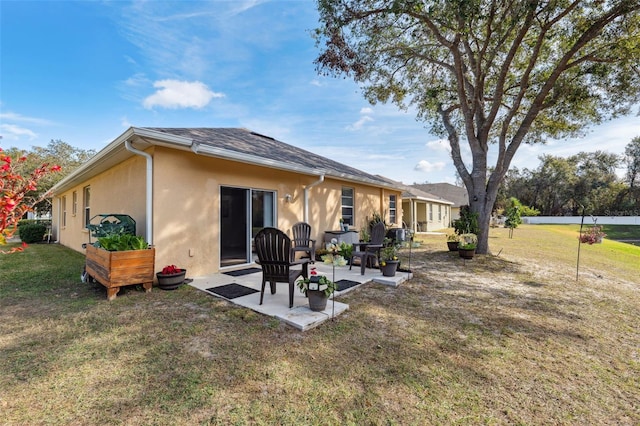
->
xmin=453 ymin=206 xmax=479 ymax=235
xmin=297 ymin=274 xmax=337 ymax=297
xmin=88 ymin=217 xmax=136 ymax=239
xmin=505 ymin=198 xmax=523 ymax=230
xmin=3 ymin=140 xmax=96 ymax=215
xmin=96 ymin=234 xmax=149 ymax=251
xmin=379 ymin=244 xmax=399 ymax=262
xmin=17 ymin=223 xmax=47 ymax=243
xmin=458 ymin=233 xmax=478 ymax=250
xmin=520 ymin=205 xmax=541 ymax=216
xmin=337 ymin=241 xmax=353 ymax=259
xmin=315 ymin=1 xmax=640 ymax=253
xmin=17 ymin=219 xmax=52 ymax=227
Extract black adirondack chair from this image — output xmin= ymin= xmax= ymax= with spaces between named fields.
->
xmin=291 ymin=222 xmax=316 ymax=262
xmin=350 ymin=221 xmax=386 ymax=275
xmin=255 ymin=227 xmax=309 ymax=308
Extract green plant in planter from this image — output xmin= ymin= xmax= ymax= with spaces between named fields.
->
xmin=446 ymin=233 xmax=460 ymax=242
xmin=297 ymin=271 xmax=337 ymax=298
xmin=337 ymin=241 xmax=353 ymax=260
xmin=96 ymin=234 xmax=149 ymax=251
xmin=458 ymin=233 xmax=478 ymax=250
xmin=379 ymin=243 xmax=399 ymax=265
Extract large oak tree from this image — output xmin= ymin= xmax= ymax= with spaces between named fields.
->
xmin=314 ymin=0 xmax=640 ymax=253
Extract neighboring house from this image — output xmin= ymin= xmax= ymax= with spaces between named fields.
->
xmin=49 ymin=127 xmax=403 ymax=276
xmin=378 ymin=177 xmax=454 ymax=233
xmin=411 ymin=182 xmax=468 ymax=224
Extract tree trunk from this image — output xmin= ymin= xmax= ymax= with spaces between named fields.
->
xmin=467 ymin=173 xmax=502 ymax=255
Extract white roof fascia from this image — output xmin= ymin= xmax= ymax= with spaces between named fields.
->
xmin=312 ymin=168 xmax=401 ymax=191
xmin=131 ymin=127 xmax=193 ymax=149
xmin=407 ymin=195 xmax=454 ymax=205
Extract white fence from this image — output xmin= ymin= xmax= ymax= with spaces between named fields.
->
xmin=522 ymin=216 xmax=640 ymax=225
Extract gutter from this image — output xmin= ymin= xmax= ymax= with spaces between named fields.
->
xmin=124 ymin=140 xmax=153 ymax=245
xmin=304 ymin=175 xmax=325 ymax=223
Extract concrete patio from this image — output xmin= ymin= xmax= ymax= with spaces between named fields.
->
xmin=188 ymin=262 xmax=412 ymax=331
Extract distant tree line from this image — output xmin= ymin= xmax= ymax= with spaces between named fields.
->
xmin=496 ymin=137 xmax=640 ymax=216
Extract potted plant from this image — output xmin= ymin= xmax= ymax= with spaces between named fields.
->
xmin=446 ymin=234 xmax=460 ymax=251
xmin=458 ymin=233 xmax=478 ymax=259
xmin=379 ymin=243 xmax=400 ymax=277
xmin=156 ymin=264 xmax=187 ymax=290
xmin=579 ymin=225 xmax=606 ymax=244
xmin=321 ymin=238 xmax=349 ymax=266
xmin=337 ymin=241 xmax=353 ymax=263
xmin=297 ymin=268 xmax=337 ymax=311
xmin=85 ymin=232 xmax=155 ymax=300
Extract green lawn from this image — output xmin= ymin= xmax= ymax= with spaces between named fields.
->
xmin=1 ymin=227 xmax=638 ymax=425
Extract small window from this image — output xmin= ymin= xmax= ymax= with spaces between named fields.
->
xmin=62 ymin=196 xmax=67 ymax=227
xmin=72 ymin=191 xmax=77 ymax=216
xmin=429 ymin=204 xmax=433 ymax=221
xmin=389 ymin=195 xmax=397 ymax=224
xmin=83 ymin=186 xmax=91 ymax=228
xmin=341 ymin=187 xmax=354 ymax=226
xmin=438 ymin=205 xmax=442 ymax=221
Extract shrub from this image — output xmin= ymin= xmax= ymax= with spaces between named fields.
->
xmin=18 ymin=223 xmax=47 ymax=243
xmin=453 ymin=205 xmax=479 ymax=235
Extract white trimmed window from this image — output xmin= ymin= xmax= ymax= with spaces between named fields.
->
xmin=341 ymin=187 xmax=354 ymax=226
xmin=72 ymin=191 xmax=77 ymax=216
xmin=62 ymin=196 xmax=67 ymax=227
xmin=83 ymin=186 xmax=91 ymax=228
xmin=389 ymin=195 xmax=397 ymax=224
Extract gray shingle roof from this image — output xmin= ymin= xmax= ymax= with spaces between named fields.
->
xmin=411 ymin=183 xmax=468 ymax=207
xmin=375 ymin=175 xmax=453 ymax=204
xmin=144 ymin=127 xmax=390 ymax=186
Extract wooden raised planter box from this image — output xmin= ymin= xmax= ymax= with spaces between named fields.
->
xmin=85 ymin=245 xmax=155 ymax=300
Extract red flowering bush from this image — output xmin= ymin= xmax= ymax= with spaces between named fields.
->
xmin=1 ymin=148 xmax=60 ymax=253
xmin=161 ymin=265 xmax=183 ymax=274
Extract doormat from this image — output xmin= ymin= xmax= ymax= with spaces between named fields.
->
xmin=335 ymin=279 xmax=361 ymax=291
xmin=206 ymin=284 xmax=259 ymax=299
xmin=223 ymin=267 xmax=262 ymax=277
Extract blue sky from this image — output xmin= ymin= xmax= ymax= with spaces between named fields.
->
xmin=1 ymin=0 xmax=639 ymax=184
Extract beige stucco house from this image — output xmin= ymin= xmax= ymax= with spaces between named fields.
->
xmin=411 ymin=182 xmax=468 ymax=224
xmin=377 ymin=177 xmax=454 ymax=233
xmin=49 ymin=127 xmax=403 ymax=277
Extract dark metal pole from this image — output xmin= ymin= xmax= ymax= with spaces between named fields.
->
xmin=576 ymin=205 xmax=585 ymax=282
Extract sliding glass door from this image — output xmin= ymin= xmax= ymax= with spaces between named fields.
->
xmin=220 ymin=187 xmax=275 ymax=268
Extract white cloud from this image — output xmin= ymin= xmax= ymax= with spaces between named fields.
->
xmin=426 ymin=138 xmax=451 ymax=152
xmin=310 ymin=79 xmax=323 ymax=87
xmin=360 ymin=107 xmax=373 ymax=114
xmin=0 ymin=124 xmax=38 ymax=140
xmin=346 ymin=116 xmax=374 ymax=131
xmin=414 ymin=160 xmax=446 ymax=173
xmin=121 ymin=117 xmax=132 ymax=128
xmin=123 ymin=73 xmax=150 ymax=88
xmin=143 ymin=80 xmax=224 ymax=109
xmin=0 ymin=112 xmax=55 ymax=126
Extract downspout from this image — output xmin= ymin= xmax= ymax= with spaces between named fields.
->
xmin=303 ymin=175 xmax=324 ymax=223
xmin=124 ymin=140 xmax=153 ymax=245
xmin=57 ymin=196 xmax=62 ymax=243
